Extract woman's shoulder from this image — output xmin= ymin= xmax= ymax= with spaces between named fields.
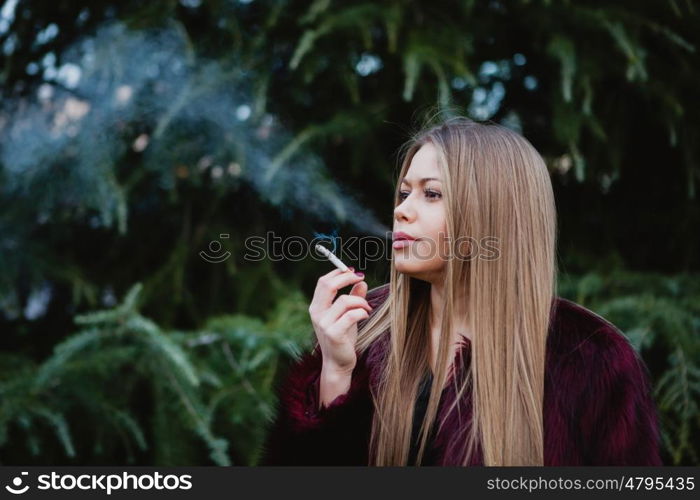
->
xmin=547 ymin=297 xmax=662 ymax=465
xmin=547 ymin=296 xmax=648 ymax=383
xmin=549 ymin=296 xmax=633 ymax=352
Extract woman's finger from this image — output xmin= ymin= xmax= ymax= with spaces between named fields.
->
xmin=331 ymin=307 xmax=370 ymax=334
xmin=311 ymin=270 xmax=364 ymax=311
xmin=321 ymin=294 xmax=372 ymax=325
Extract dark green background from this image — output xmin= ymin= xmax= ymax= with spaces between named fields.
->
xmin=0 ymin=0 xmax=698 ymax=465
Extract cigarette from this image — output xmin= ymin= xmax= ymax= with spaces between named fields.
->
xmin=315 ymin=244 xmax=350 ymax=272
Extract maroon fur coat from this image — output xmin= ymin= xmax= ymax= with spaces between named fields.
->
xmin=259 ymin=284 xmax=663 ymax=466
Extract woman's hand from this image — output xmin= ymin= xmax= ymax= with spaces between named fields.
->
xmin=308 ymin=267 xmax=373 ymax=375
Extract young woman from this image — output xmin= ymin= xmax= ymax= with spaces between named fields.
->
xmin=259 ymin=116 xmax=663 ymax=466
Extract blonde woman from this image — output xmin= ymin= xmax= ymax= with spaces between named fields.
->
xmin=260 ymin=116 xmax=662 ymax=466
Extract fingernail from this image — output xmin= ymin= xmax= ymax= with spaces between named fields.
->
xmin=348 ymin=267 xmax=355 ymax=272
xmin=355 ymin=272 xmax=364 ymax=277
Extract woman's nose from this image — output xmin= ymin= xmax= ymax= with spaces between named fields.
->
xmin=394 ymin=199 xmax=415 ymax=222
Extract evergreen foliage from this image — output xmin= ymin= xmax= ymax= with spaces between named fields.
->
xmin=1 ymin=0 xmax=697 ymax=465
xmin=1 ymin=283 xmax=313 ymax=465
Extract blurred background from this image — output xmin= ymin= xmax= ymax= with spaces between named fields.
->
xmin=0 ymin=0 xmax=698 ymax=466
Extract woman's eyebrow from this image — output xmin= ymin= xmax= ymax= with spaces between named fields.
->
xmin=400 ymin=177 xmax=441 ymax=185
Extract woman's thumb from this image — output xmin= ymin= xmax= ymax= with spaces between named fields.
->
xmin=349 ymin=280 xmax=368 ymax=299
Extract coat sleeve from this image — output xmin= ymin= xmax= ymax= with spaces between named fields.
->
xmin=578 ymin=326 xmax=663 ymax=465
xmin=257 ymin=345 xmax=375 ymax=465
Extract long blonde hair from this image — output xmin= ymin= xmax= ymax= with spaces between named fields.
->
xmin=354 ymin=114 xmax=558 ymax=466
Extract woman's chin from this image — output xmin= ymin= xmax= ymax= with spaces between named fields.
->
xmin=393 ymin=260 xmax=425 ymax=277
xmin=393 ymin=259 xmax=444 ymax=284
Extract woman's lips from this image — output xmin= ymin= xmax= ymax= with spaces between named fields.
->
xmin=392 ymin=239 xmax=417 ymax=249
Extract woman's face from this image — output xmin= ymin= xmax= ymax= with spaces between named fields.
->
xmin=393 ymin=142 xmax=449 ymax=283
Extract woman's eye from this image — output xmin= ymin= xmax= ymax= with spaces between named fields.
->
xmin=398 ymin=189 xmax=442 ymax=201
